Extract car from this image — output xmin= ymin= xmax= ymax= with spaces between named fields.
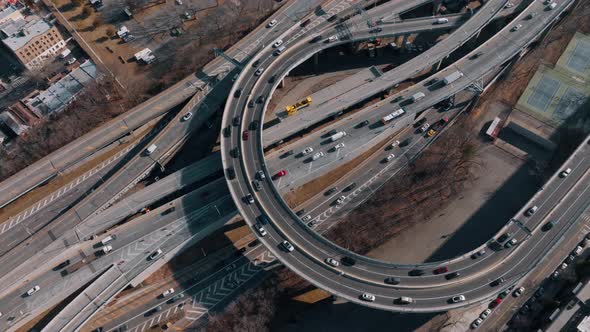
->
xmin=162 ymin=288 xmax=175 ymax=297
xmin=312 ymin=152 xmax=325 ymax=160
xmin=427 ymin=129 xmax=437 ymax=137
xmin=480 ymin=309 xmax=492 ymax=319
xmin=182 ymin=112 xmax=192 ymax=121
xmin=232 ymin=116 xmax=241 ymax=126
xmin=66 ymin=57 xmax=77 ymax=65
xmin=268 ymin=75 xmax=276 ymax=83
xmin=513 ymin=287 xmax=525 ymax=297
xmin=27 ymin=285 xmax=41 ymax=296
xmin=255 ymin=224 xmax=267 ymax=236
xmin=252 ymin=180 xmax=262 ymax=191
xmin=257 ymin=95 xmax=265 ymax=103
xmin=433 ymin=267 xmax=448 ymax=275
xmin=296 ymin=209 xmax=306 ymax=216
xmin=245 ymin=194 xmax=254 ymax=204
xmin=370 ymin=27 xmax=382 ymax=33
xmin=505 ymin=238 xmax=517 ymax=248
xmin=491 ymin=277 xmax=505 ymax=286
xmin=409 ymin=269 xmax=425 ymax=277
xmin=505 ymin=1 xmax=514 ymax=8
xmin=551 ymin=271 xmax=560 ymax=279
xmin=566 ymin=255 xmax=575 ymax=263
xmin=302 ymin=147 xmax=314 ymax=155
xmin=560 ymin=168 xmax=572 ymax=177
xmin=231 ymin=147 xmax=240 ymax=158
xmin=247 ymin=100 xmax=254 ymax=108
xmin=527 ymin=12 xmax=536 ymax=19
xmin=327 ymin=35 xmax=338 ymax=42
xmin=333 ymin=143 xmax=345 ymax=150
xmin=452 ymin=295 xmax=466 ymax=303
xmin=542 ymin=220 xmax=555 ymax=231
xmin=384 ymin=277 xmax=401 ymax=285
xmin=413 ymin=117 xmax=427 ymax=128
xmin=149 ymin=249 xmax=163 ymax=260
xmin=357 ymin=120 xmax=370 ymax=128
xmin=223 ymin=126 xmax=231 ymax=137
xmin=385 ymin=154 xmax=395 ymax=162
xmin=301 ymin=215 xmax=312 ymax=222
xmin=170 ymin=293 xmax=185 ymax=303
xmin=345 ymin=183 xmax=357 ymax=191
xmin=325 ymin=258 xmax=340 ymax=267
xmin=225 ymin=168 xmax=236 ymax=180
xmin=525 ymin=206 xmax=538 ymax=216
xmin=419 ymin=123 xmax=430 ymax=133
xmin=252 ymin=59 xmax=260 ymax=67
xmin=145 ymin=306 xmax=162 ymax=316
xmin=534 ymin=287 xmax=545 ymax=298
xmin=256 ymin=170 xmax=265 ymax=180
xmin=445 ymin=272 xmax=460 ymax=280
xmin=498 ymin=290 xmax=510 ymax=299
xmin=519 ymin=304 xmax=530 ymax=315
xmin=282 ymin=241 xmax=294 ymax=252
xmin=390 ymin=140 xmax=400 ymax=148
xmin=361 ymin=293 xmax=375 ymax=302
xmin=511 ymin=24 xmax=522 ymax=32
xmin=490 ymin=298 xmax=502 ymax=308
xmin=242 ymin=131 xmax=249 ymax=141
xmin=234 ymin=89 xmax=241 ymax=98
xmin=257 ymin=215 xmax=270 ymax=225
xmin=255 ymin=67 xmax=265 ymax=76
xmin=53 ymin=260 xmax=71 ymax=271
xmin=560 ymin=262 xmax=568 ymax=270
xmin=472 ymin=248 xmax=486 ymax=259
xmin=249 ymin=120 xmax=259 ymax=130
xmin=272 ymin=39 xmax=283 ymax=48
xmin=497 ymin=232 xmax=511 ymax=243
xmin=574 ymin=246 xmax=583 ymax=256
xmin=300 ymin=18 xmax=311 ymax=27
xmin=472 ymin=318 xmax=483 ymax=329
xmin=335 ymin=196 xmax=345 ymax=205
xmin=267 ymin=19 xmax=277 ymax=28
xmin=311 ymin=35 xmax=323 ymax=43
xmin=274 ymin=170 xmax=287 ymax=178
xmin=325 ymin=187 xmax=338 ymax=195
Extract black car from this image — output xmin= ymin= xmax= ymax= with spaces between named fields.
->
xmin=491 ymin=277 xmax=505 ymax=286
xmin=249 ymin=120 xmax=259 ymax=130
xmin=300 ymin=18 xmax=311 ymax=27
xmin=327 ymin=15 xmax=338 ymax=22
xmin=145 ymin=306 xmax=162 ymax=316
xmin=311 ymin=35 xmax=323 ymax=43
xmin=497 ymin=232 xmax=512 ymax=243
xmin=357 ymin=120 xmax=370 ymax=128
xmin=542 ymin=221 xmax=555 ymax=231
xmin=234 ymin=89 xmax=242 ymax=98
xmin=257 ymin=95 xmax=266 ymax=104
xmin=252 ymin=180 xmax=262 ymax=191
xmin=232 ymin=116 xmax=241 ymax=126
xmin=247 ymin=100 xmax=254 ymax=108
xmin=257 ymin=215 xmax=270 ymax=225
xmin=445 ymin=272 xmax=460 ymax=280
xmin=409 ymin=269 xmax=425 ymax=276
xmin=370 ymin=27 xmax=382 ymax=33
xmin=53 ymin=260 xmax=71 ymax=271
xmin=231 ymin=147 xmax=240 ymax=158
xmin=252 ymin=59 xmax=260 ymax=67
xmin=325 ymin=187 xmax=338 ymax=196
xmin=344 ymin=183 xmax=357 ymax=192
xmin=226 ymin=167 xmax=235 ymax=179
xmin=223 ymin=126 xmax=231 ymax=137
xmin=296 ymin=209 xmax=306 ymax=216
xmin=413 ymin=117 xmax=427 ymax=128
xmin=268 ymin=75 xmax=276 ymax=84
xmin=384 ymin=277 xmax=401 ymax=285
xmin=341 ymin=256 xmax=356 ymax=266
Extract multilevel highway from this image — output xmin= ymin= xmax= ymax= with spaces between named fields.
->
xmin=222 ymin=0 xmax=580 ymax=311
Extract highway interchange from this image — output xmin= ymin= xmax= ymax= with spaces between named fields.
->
xmin=0 ymin=0 xmax=587 ymax=330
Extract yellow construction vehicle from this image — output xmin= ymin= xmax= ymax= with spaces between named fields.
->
xmin=285 ymin=96 xmax=312 ymax=115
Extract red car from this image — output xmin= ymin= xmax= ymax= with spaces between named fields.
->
xmin=274 ymin=170 xmax=287 ymax=179
xmin=242 ymin=131 xmax=249 ymax=141
xmin=433 ymin=266 xmax=448 ymax=275
xmin=490 ymin=298 xmax=502 ymax=309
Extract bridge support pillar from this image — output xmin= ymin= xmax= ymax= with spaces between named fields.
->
xmin=431 ymin=59 xmax=443 ymax=73
xmin=313 ymin=52 xmax=319 ymax=72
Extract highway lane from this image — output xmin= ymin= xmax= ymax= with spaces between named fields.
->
xmin=223 ymin=0 xmax=580 ymax=311
xmin=0 ymin=179 xmax=233 ymax=331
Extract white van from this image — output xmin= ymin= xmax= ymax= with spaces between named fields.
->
xmin=435 ymin=18 xmax=449 ymax=24
xmin=411 ymin=92 xmax=426 ymax=102
xmin=145 ymin=144 xmax=157 ymax=155
xmin=328 ymin=35 xmax=339 ymax=43
xmin=399 ymin=296 xmax=414 ymax=304
xmin=100 ymin=235 xmax=116 ymax=245
xmin=274 ymin=45 xmax=286 ymax=55
xmin=102 ymin=245 xmax=113 ymax=254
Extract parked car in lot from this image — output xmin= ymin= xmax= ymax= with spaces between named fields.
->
xmin=480 ymin=308 xmax=491 ymax=319
xmin=301 ymin=215 xmax=311 ymax=222
xmin=490 ymin=298 xmax=502 ymax=308
xmin=384 ymin=154 xmax=395 ymax=162
xmin=325 ymin=187 xmax=338 ymax=195
xmin=335 ymin=196 xmax=345 ymax=205
xmin=472 ymin=318 xmax=483 ymax=329
xmin=162 ymin=288 xmax=175 ymax=297
xmin=513 ymin=287 xmax=525 ymax=297
xmin=497 ymin=232 xmax=511 ymax=243
xmin=333 ymin=143 xmax=345 ymax=151
xmin=274 ymin=170 xmax=287 ymax=179
xmin=419 ymin=123 xmax=430 ymax=133
xmin=302 ymin=147 xmax=314 ymax=155
xmin=505 ymin=238 xmax=517 ymax=248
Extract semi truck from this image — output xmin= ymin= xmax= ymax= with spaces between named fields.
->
xmin=329 ymin=131 xmax=347 ymax=142
xmin=381 ymin=108 xmax=405 ymax=124
xmin=443 ymin=71 xmax=463 ymax=85
xmin=62 ymin=246 xmax=113 ymax=276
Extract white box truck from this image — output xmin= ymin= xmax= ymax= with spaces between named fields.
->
xmin=435 ymin=18 xmax=449 ymax=24
xmin=443 ymin=71 xmax=463 ymax=85
xmin=145 ymin=144 xmax=157 ymax=155
xmin=411 ymin=92 xmax=426 ymax=102
xmin=329 ymin=131 xmax=347 ymax=142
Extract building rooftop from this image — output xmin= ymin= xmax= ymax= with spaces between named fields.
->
xmin=0 ymin=17 xmax=26 ymax=37
xmin=2 ymin=17 xmax=51 ymax=51
xmin=0 ymin=5 xmax=17 ymax=22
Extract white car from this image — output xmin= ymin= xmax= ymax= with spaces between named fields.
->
xmin=480 ymin=309 xmax=491 ymax=319
xmin=328 ymin=35 xmax=338 ymax=42
xmin=256 ymin=224 xmax=267 ymax=236
xmin=282 ymin=241 xmax=294 ymax=252
xmin=27 ymin=285 xmax=41 ymax=296
xmin=452 ymin=295 xmax=466 ymax=303
xmin=560 ymin=168 xmax=572 ymax=177
xmin=245 ymin=193 xmax=254 ymax=204
xmin=334 ymin=143 xmax=345 ymax=150
xmin=513 ymin=286 xmax=525 ymax=297
xmin=162 ymin=288 xmax=175 ymax=297
xmin=511 ymin=24 xmax=522 ymax=32
xmin=361 ymin=293 xmax=375 ymax=302
xmin=302 ymin=147 xmax=314 ymax=155
xmin=390 ymin=140 xmax=400 ymax=148
xmin=66 ymin=57 xmax=77 ymax=65
xmin=472 ymin=318 xmax=483 ymax=329
xmin=267 ymin=19 xmax=277 ymax=28
xmin=385 ymin=154 xmax=395 ymax=162
xmin=255 ymin=67 xmax=265 ymax=76
xmin=312 ymin=151 xmax=325 ymax=160
xmin=149 ymin=249 xmax=163 ymax=260
xmin=560 ymin=262 xmax=568 ymax=270
xmin=325 ymin=258 xmax=340 ymax=267
xmin=256 ymin=170 xmax=265 ymax=180
xmin=335 ymin=196 xmax=345 ymax=205
xmin=182 ymin=112 xmax=192 ymax=121
xmin=272 ymin=39 xmax=283 ymax=48
xmin=301 ymin=215 xmax=312 ymax=222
